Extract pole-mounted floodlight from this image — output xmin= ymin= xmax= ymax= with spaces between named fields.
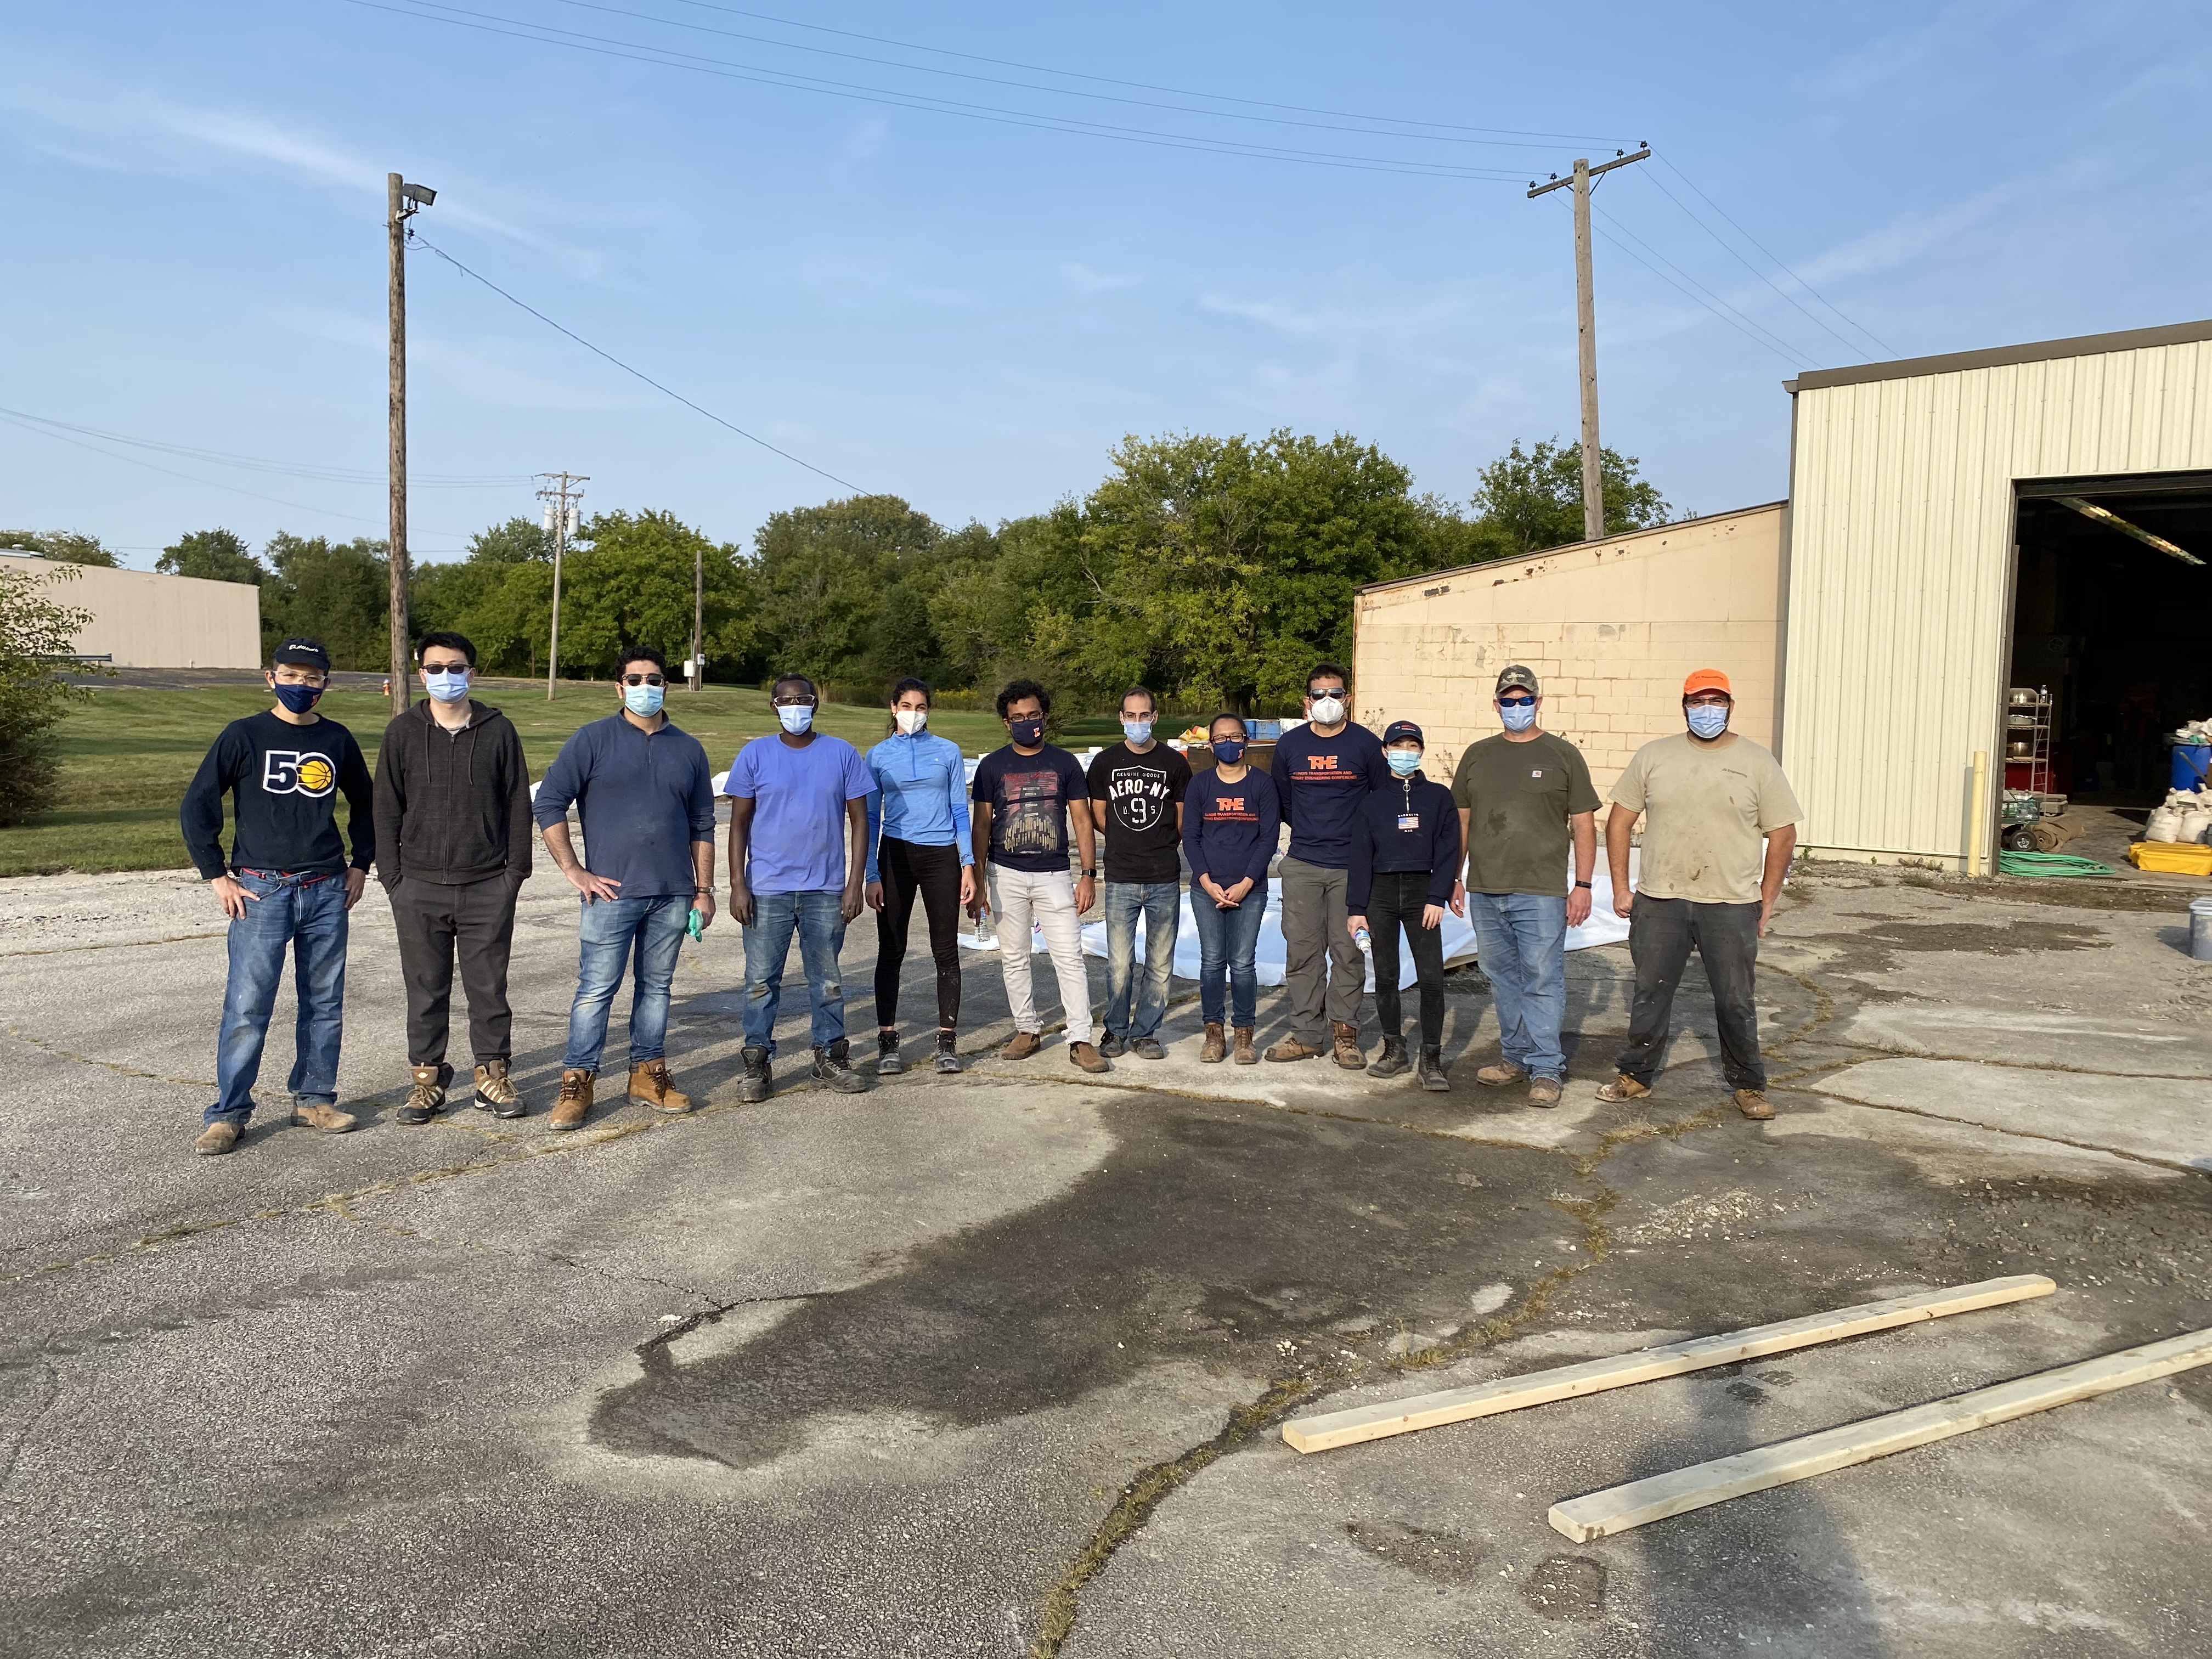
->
xmin=398 ymin=180 xmax=437 ymax=217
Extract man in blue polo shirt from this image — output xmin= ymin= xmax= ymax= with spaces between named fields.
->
xmin=726 ymin=672 xmax=875 ymax=1102
xmin=534 ymin=645 xmax=717 ymax=1132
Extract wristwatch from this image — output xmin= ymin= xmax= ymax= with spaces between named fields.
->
xmin=1573 ymin=880 xmax=1593 ymax=889
xmin=1082 ymin=868 xmax=1099 ymax=878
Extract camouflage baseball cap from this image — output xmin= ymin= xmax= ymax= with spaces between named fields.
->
xmin=1494 ymin=664 xmax=1540 ymax=696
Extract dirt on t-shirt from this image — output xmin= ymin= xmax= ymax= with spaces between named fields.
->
xmin=1610 ymin=733 xmax=1802 ymax=904
xmin=1449 ymin=731 xmax=1601 ymax=898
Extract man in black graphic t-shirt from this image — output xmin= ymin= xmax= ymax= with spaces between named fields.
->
xmin=1086 ymin=686 xmax=1190 ymax=1059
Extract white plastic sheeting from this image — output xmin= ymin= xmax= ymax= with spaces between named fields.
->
xmin=961 ymin=851 xmax=1638 ymax=992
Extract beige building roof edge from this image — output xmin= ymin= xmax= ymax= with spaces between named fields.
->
xmin=1359 ymin=500 xmax=1786 ymax=598
xmin=1783 ymin=317 xmax=2212 ymax=395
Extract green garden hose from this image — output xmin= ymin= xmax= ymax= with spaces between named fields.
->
xmin=1996 ymin=850 xmax=2114 ymax=878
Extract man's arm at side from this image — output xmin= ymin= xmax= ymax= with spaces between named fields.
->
xmin=968 ymin=804 xmax=992 ymax=917
xmin=1605 ymin=805 xmax=1637 ymax=918
xmin=503 ymin=724 xmax=534 ymax=883
xmin=1567 ymin=810 xmax=1596 ymax=927
xmin=724 ymin=796 xmax=755 ymax=924
xmin=338 ymin=732 xmax=375 ymax=910
xmin=371 ymin=718 xmax=406 ymax=890
xmin=842 ymin=797 xmax=868 ymax=922
xmin=1758 ymin=825 xmax=1797 ymax=936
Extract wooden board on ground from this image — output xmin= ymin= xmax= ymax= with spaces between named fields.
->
xmin=1280 ymin=1275 xmax=2055 ymax=1454
xmin=1548 ymin=1324 xmax=2212 ymax=1542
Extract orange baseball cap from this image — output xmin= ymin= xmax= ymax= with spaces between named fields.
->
xmin=1683 ymin=668 xmax=1733 ymax=697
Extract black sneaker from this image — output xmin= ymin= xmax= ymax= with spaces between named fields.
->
xmin=739 ymin=1045 xmax=773 ymax=1103
xmin=812 ymin=1040 xmax=871 ymax=1094
xmin=877 ymin=1030 xmax=904 ymax=1076
xmin=1130 ymin=1037 xmax=1166 ymax=1060
xmin=934 ymin=1032 xmax=964 ymax=1074
xmin=1098 ymin=1034 xmax=1128 ymax=1059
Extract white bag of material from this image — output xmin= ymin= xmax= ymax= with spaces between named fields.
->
xmin=2182 ymin=806 xmax=2212 ymax=845
xmin=2146 ymin=807 xmax=2185 ymax=843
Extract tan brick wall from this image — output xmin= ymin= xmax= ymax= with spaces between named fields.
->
xmin=1350 ymin=504 xmax=1785 ymax=798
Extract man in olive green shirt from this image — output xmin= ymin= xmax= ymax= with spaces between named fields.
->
xmin=1598 ymin=667 xmax=1802 ymax=1119
xmin=1449 ymin=664 xmax=1600 ymax=1108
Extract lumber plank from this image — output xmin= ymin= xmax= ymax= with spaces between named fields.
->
xmin=1280 ymin=1275 xmax=2054 ymax=1454
xmin=1548 ymin=1325 xmax=2212 ymax=1542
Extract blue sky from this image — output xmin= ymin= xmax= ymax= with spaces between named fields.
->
xmin=4 ymin=2 xmax=2208 ymax=567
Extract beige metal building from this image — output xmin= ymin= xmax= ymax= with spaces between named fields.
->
xmin=1352 ymin=501 xmax=1785 ymax=795
xmin=0 ymin=553 xmax=262 ymax=669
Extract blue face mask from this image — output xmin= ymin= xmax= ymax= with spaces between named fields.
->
xmin=778 ymin=704 xmax=815 ymax=735
xmin=1121 ymin=718 xmax=1154 ymax=744
xmin=1499 ymin=701 xmax=1537 ymax=733
xmin=624 ymin=683 xmax=665 ymax=718
xmin=271 ymin=680 xmax=323 ymax=715
xmin=1686 ymin=703 xmax=1731 ymax=740
xmin=1211 ymin=737 xmax=1246 ymax=765
xmin=1387 ymin=749 xmax=1423 ymax=777
xmin=423 ymin=669 xmax=470 ymax=704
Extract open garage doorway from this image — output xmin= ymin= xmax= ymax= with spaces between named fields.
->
xmin=2008 ymin=470 xmax=2212 ymax=862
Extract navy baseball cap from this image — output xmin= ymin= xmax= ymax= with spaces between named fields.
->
xmin=1382 ymin=719 xmax=1424 ymax=746
xmin=271 ymin=637 xmax=331 ymax=672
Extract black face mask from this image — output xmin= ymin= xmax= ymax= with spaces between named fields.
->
xmin=1010 ymin=718 xmax=1045 ymax=746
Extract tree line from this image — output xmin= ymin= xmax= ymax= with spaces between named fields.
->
xmin=5 ymin=430 xmax=1669 ymax=712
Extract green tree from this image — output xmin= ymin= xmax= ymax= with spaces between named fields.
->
xmin=466 ymin=516 xmax=551 ymax=564
xmin=1467 ymin=438 xmax=1670 ymax=556
xmin=752 ymin=495 xmax=953 ymax=693
xmin=259 ymin=533 xmax=390 ymax=669
xmin=0 ymin=562 xmax=95 ymax=825
xmin=0 ymin=529 xmax=119 ymax=568
xmin=551 ymin=510 xmax=758 ymax=682
xmin=157 ymin=528 xmax=264 ymax=584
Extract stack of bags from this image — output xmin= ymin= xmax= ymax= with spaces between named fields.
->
xmin=2144 ymin=789 xmax=2212 ymax=845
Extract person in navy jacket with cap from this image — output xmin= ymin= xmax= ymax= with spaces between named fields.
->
xmin=1346 ymin=720 xmax=1462 ymax=1091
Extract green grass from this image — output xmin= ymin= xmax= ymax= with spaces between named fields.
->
xmin=0 ymin=680 xmax=1131 ymax=877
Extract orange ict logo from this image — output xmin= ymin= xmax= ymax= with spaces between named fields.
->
xmin=1307 ymin=753 xmax=1340 ymax=771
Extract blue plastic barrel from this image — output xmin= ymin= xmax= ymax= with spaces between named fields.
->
xmin=2172 ymin=743 xmax=2212 ymax=791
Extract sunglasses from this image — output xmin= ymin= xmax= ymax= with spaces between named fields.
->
xmin=622 ymin=673 xmax=666 ymax=687
xmin=1497 ymin=694 xmax=1536 ymax=708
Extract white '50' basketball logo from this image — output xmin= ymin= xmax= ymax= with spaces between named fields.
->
xmin=263 ymin=750 xmax=337 ymax=797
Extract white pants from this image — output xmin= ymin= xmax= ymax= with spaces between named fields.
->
xmin=988 ymin=865 xmax=1092 ymax=1041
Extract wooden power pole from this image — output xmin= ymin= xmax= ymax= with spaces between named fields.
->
xmin=537 ymin=472 xmax=588 ymax=701
xmin=691 ymin=542 xmax=704 ymax=692
xmin=1529 ymin=146 xmax=1648 ymax=544
xmin=387 ymin=172 xmax=436 ymax=715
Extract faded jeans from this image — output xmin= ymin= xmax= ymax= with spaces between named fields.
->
xmin=207 ymin=868 xmax=349 ymax=1125
xmin=742 ymin=889 xmax=850 ymax=1056
xmin=562 ymin=893 xmax=689 ymax=1073
xmin=988 ymin=865 xmax=1092 ymax=1040
xmin=1467 ymin=890 xmax=1569 ymax=1081
xmin=1102 ymin=881 xmax=1180 ymax=1041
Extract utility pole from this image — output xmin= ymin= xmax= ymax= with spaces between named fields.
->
xmin=538 ymin=472 xmax=588 ymax=701
xmin=690 ymin=542 xmax=703 ymax=692
xmin=387 ymin=172 xmax=436 ymax=716
xmin=1529 ymin=146 xmax=1648 ymax=544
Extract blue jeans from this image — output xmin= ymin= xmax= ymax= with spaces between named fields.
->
xmin=1189 ymin=885 xmax=1266 ymax=1028
xmin=1102 ymin=881 xmax=1180 ymax=1041
xmin=563 ymin=893 xmax=689 ymax=1072
xmin=207 ymin=869 xmax=349 ymax=1125
xmin=1468 ymin=891 xmax=1569 ymax=1081
xmin=742 ymin=890 xmax=850 ymax=1055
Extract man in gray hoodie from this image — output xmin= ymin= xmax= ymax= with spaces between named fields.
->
xmin=373 ymin=631 xmax=535 ymax=1122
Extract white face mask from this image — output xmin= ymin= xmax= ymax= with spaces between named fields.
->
xmin=1310 ymin=693 xmax=1345 ymax=725
xmin=894 ymin=707 xmax=928 ymax=735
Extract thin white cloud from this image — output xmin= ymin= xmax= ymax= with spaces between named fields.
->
xmin=1060 ymin=262 xmax=1143 ymax=296
xmin=278 ymin=308 xmax=647 ymax=413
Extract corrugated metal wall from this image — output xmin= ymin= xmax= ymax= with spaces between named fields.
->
xmin=1782 ymin=340 xmax=2212 ymax=864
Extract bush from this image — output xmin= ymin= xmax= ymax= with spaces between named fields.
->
xmin=0 ymin=564 xmax=94 ymax=826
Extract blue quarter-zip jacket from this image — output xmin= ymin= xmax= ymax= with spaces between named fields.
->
xmin=864 ymin=729 xmax=973 ymax=883
xmin=532 ymin=712 xmax=715 ymax=898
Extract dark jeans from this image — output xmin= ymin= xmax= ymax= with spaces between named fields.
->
xmin=563 ymin=893 xmax=689 ymax=1073
xmin=388 ymin=873 xmax=518 ymax=1070
xmin=1189 ymin=884 xmax=1266 ymax=1028
xmin=873 ymin=838 xmax=963 ymax=1031
xmin=1615 ymin=896 xmax=1767 ymax=1091
xmin=1366 ymin=870 xmax=1445 ymax=1046
xmin=208 ymin=868 xmax=348 ymax=1125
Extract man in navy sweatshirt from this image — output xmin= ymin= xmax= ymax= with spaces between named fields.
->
xmin=1265 ymin=661 xmax=1386 ymax=1068
xmin=178 ymin=636 xmax=374 ymax=1156
xmin=1346 ymin=720 xmax=1463 ymax=1091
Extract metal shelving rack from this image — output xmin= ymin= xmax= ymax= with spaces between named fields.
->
xmin=2007 ymin=686 xmax=2053 ymax=797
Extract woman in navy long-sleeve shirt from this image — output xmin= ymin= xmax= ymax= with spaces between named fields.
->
xmin=1346 ymin=720 xmax=1462 ymax=1089
xmin=1181 ymin=713 xmax=1282 ymax=1064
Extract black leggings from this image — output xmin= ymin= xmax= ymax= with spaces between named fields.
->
xmin=873 ymin=838 xmax=964 ymax=1031
xmin=1367 ymin=870 xmax=1446 ymax=1046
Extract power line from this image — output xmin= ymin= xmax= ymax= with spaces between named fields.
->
xmin=1548 ymin=197 xmax=1803 ymax=368
xmin=405 ymin=229 xmax=870 ymax=494
xmin=347 ymin=1 xmax=1532 ymax=182
xmin=1578 ymin=195 xmax=1820 ymax=365
xmin=0 ymin=405 xmax=528 ymax=487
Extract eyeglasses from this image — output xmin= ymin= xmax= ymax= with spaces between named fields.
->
xmin=1497 ymin=695 xmax=1536 ymax=708
xmin=623 ymin=673 xmax=666 ymax=687
xmin=771 ymin=693 xmax=819 ymax=707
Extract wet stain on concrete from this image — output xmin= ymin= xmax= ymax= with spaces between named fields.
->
xmin=1521 ymin=1554 xmax=1607 ymax=1621
xmin=1801 ymin=917 xmax=2110 ymax=981
xmin=1342 ymin=1518 xmax=1487 ymax=1583
xmin=588 ymin=1093 xmax=1571 ymax=1467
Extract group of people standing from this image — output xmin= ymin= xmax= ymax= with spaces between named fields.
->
xmin=179 ymin=634 xmax=1801 ymax=1156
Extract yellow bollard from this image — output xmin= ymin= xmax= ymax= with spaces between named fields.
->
xmin=1968 ymin=750 xmax=1989 ymax=877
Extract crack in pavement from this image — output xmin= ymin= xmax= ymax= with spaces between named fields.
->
xmin=1781 ymin=1081 xmax=2212 ymax=1177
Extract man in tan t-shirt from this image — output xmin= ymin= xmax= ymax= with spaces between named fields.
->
xmin=1596 ymin=668 xmax=1801 ymax=1119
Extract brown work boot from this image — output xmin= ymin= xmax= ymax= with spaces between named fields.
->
xmin=628 ymin=1059 xmax=692 ymax=1115
xmin=549 ymin=1069 xmax=594 ymax=1132
xmin=290 ymin=1101 xmax=358 ymax=1133
xmin=1475 ymin=1060 xmax=1529 ymax=1088
xmin=1265 ymin=1032 xmax=1324 ymax=1063
xmin=1528 ymin=1076 xmax=1563 ymax=1108
xmin=1200 ymin=1022 xmax=1227 ymax=1063
xmin=394 ymin=1065 xmax=447 ymax=1126
xmin=1232 ymin=1026 xmax=1257 ymax=1065
xmin=1595 ymin=1074 xmax=1651 ymax=1103
xmin=1002 ymin=1031 xmax=1043 ymax=1060
xmin=1735 ymin=1088 xmax=1776 ymax=1120
xmin=473 ymin=1059 xmax=526 ymax=1119
xmin=194 ymin=1121 xmax=240 ymax=1156
xmin=1331 ymin=1022 xmax=1365 ymax=1070
xmin=1070 ymin=1041 xmax=1110 ymax=1074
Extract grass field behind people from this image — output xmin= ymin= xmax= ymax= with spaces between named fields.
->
xmin=0 ymin=680 xmax=1127 ymax=877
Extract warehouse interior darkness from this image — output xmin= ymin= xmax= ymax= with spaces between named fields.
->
xmin=2008 ymin=473 xmax=2212 ymax=812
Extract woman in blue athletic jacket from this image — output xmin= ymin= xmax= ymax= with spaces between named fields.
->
xmin=864 ymin=678 xmax=975 ymax=1076
xmin=1346 ymin=719 xmax=1462 ymax=1091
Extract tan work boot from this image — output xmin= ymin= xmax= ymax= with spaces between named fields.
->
xmin=1528 ymin=1076 xmax=1563 ymax=1108
xmin=194 ymin=1121 xmax=240 ymax=1156
xmin=1331 ymin=1022 xmax=1365 ymax=1070
xmin=1595 ymin=1074 xmax=1651 ymax=1103
xmin=1265 ymin=1032 xmax=1324 ymax=1063
xmin=1233 ymin=1026 xmax=1257 ymax=1065
xmin=473 ymin=1059 xmax=526 ymax=1119
xmin=1475 ymin=1060 xmax=1529 ymax=1088
xmin=395 ymin=1065 xmax=447 ymax=1126
xmin=1735 ymin=1088 xmax=1776 ymax=1120
xmin=290 ymin=1101 xmax=358 ymax=1133
xmin=549 ymin=1069 xmax=594 ymax=1132
xmin=1069 ymin=1041 xmax=1111 ymax=1074
xmin=628 ymin=1059 xmax=692 ymax=1115
xmin=1200 ymin=1022 xmax=1226 ymax=1063
xmin=1002 ymin=1031 xmax=1043 ymax=1060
